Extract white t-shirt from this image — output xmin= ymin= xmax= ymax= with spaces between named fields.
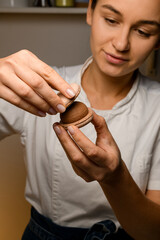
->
xmin=0 ymin=57 xmax=160 ymax=229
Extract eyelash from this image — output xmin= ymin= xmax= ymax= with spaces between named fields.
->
xmin=104 ymin=18 xmax=118 ymax=25
xmin=136 ymin=29 xmax=151 ymax=38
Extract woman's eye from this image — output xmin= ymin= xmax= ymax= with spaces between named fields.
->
xmin=105 ymin=18 xmax=118 ymax=25
xmin=136 ymin=29 xmax=151 ymax=38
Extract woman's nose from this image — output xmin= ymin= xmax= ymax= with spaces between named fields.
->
xmin=112 ymin=28 xmax=130 ymax=52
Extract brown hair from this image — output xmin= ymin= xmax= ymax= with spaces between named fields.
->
xmin=91 ymin=0 xmax=97 ymax=9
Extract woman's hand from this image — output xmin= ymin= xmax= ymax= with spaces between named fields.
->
xmin=53 ymin=111 xmax=160 ymax=240
xmin=0 ymin=50 xmax=75 ymax=116
xmin=53 ymin=111 xmax=122 ymax=184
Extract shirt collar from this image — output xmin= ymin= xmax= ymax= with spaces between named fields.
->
xmin=78 ymin=56 xmax=140 ymax=113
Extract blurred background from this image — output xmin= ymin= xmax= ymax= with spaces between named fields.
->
xmin=0 ymin=1 xmax=159 ymax=239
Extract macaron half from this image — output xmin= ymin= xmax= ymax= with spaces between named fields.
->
xmin=58 ymin=83 xmax=93 ymax=128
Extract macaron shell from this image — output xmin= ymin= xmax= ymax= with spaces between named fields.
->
xmin=57 ymin=83 xmax=81 ymax=108
xmin=60 ymin=108 xmax=93 ymax=129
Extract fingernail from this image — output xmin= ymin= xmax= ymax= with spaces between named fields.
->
xmin=38 ymin=111 xmax=46 ymax=117
xmin=53 ymin=124 xmax=61 ymax=135
xmin=48 ymin=107 xmax=57 ymax=115
xmin=66 ymin=88 xmax=75 ymax=98
xmin=57 ymin=104 xmax=66 ymax=113
xmin=68 ymin=126 xmax=75 ymax=135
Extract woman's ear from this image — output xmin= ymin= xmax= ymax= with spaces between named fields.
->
xmin=86 ymin=0 xmax=93 ymax=26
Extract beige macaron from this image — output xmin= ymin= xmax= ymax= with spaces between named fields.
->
xmin=58 ymin=83 xmax=93 ymax=129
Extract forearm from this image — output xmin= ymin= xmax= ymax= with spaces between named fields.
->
xmin=100 ymin=161 xmax=160 ymax=240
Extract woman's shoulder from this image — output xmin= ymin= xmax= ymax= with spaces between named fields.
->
xmin=137 ymin=73 xmax=160 ymax=117
xmin=139 ymin=72 xmax=160 ymax=89
xmin=139 ymin=72 xmax=160 ymax=97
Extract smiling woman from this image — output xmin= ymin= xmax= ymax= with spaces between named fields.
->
xmin=0 ymin=0 xmax=160 ymax=239
xmin=87 ymin=0 xmax=160 ymax=79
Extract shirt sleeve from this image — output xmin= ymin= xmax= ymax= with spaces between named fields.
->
xmin=147 ymin=129 xmax=160 ymax=190
xmin=0 ymin=99 xmax=26 ymax=140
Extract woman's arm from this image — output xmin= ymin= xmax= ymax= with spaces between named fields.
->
xmin=53 ymin=111 xmax=160 ymax=240
xmin=100 ymin=161 xmax=160 ymax=240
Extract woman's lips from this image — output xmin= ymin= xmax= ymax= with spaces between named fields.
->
xmin=105 ymin=52 xmax=129 ymax=65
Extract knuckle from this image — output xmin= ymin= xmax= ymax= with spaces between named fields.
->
xmin=95 ymin=176 xmax=103 ymax=182
xmin=99 ymin=116 xmax=106 ymax=126
xmin=94 ymin=173 xmax=105 ymax=182
xmin=87 ymin=147 xmax=98 ymax=158
xmin=12 ymin=95 xmax=21 ymax=106
xmin=31 ymin=77 xmax=43 ymax=89
xmin=18 ymin=49 xmax=31 ymax=57
xmin=20 ymin=86 xmax=31 ymax=98
xmin=71 ymin=153 xmax=82 ymax=164
xmin=3 ymin=58 xmax=15 ymax=68
xmin=16 ymin=49 xmax=35 ymax=63
xmin=43 ymin=65 xmax=55 ymax=80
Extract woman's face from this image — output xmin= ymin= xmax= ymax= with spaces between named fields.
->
xmin=87 ymin=0 xmax=160 ymax=77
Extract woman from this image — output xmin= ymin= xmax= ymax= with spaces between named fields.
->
xmin=53 ymin=0 xmax=160 ymax=239
xmin=0 ymin=0 xmax=160 ymax=239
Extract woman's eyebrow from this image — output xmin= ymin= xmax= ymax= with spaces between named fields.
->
xmin=101 ymin=4 xmax=122 ymax=16
xmin=137 ymin=20 xmax=160 ymax=29
xmin=101 ymin=5 xmax=160 ymax=29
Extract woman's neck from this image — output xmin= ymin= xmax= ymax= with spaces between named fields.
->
xmin=81 ymin=61 xmax=136 ymax=110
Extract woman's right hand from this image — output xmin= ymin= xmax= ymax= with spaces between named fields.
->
xmin=0 ymin=50 xmax=76 ymax=116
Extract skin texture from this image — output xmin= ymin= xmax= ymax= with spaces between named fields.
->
xmin=53 ymin=0 xmax=160 ymax=239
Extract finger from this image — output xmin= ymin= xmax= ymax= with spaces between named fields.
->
xmin=17 ymin=50 xmax=76 ymax=99
xmin=13 ymin=64 xmax=66 ymax=113
xmin=53 ymin=123 xmax=110 ymax=182
xmin=34 ymin=61 xmax=76 ymax=98
xmin=91 ymin=112 xmax=121 ymax=169
xmin=2 ymin=73 xmax=56 ymax=115
xmin=0 ymin=84 xmax=46 ymax=117
xmin=92 ymin=112 xmax=112 ymax=143
xmin=91 ymin=112 xmax=119 ymax=150
xmin=67 ymin=125 xmax=109 ymax=167
xmin=53 ymin=123 xmax=98 ymax=171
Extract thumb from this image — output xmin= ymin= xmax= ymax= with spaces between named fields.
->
xmin=91 ymin=111 xmax=117 ymax=149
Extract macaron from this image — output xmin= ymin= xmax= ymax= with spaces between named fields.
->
xmin=60 ymin=101 xmax=93 ymax=129
xmin=58 ymin=83 xmax=93 ymax=128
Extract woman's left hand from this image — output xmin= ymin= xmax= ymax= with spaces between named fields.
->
xmin=53 ymin=111 xmax=121 ymax=184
